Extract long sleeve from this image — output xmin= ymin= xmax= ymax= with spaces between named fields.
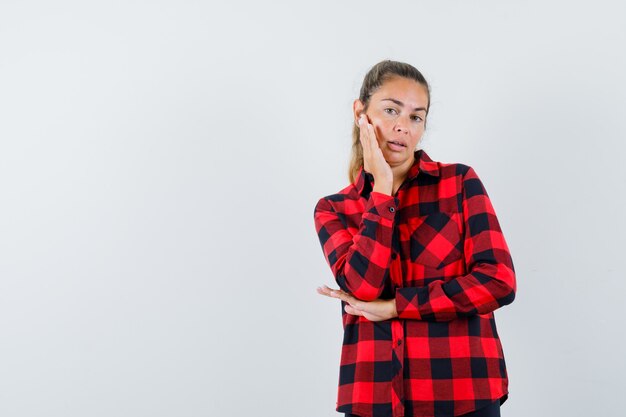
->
xmin=314 ymin=191 xmax=398 ymax=301
xmin=394 ymin=166 xmax=516 ymax=321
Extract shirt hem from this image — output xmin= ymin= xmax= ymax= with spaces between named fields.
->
xmin=336 ymin=391 xmax=508 ymax=417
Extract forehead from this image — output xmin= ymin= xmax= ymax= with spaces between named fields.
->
xmin=371 ymin=76 xmax=429 ymax=107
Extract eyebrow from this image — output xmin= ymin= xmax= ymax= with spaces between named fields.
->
xmin=381 ymin=98 xmax=427 ymax=112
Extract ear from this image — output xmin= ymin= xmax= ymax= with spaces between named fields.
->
xmin=353 ymin=99 xmax=365 ymax=123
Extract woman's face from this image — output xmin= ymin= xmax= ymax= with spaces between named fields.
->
xmin=354 ymin=76 xmax=429 ymax=167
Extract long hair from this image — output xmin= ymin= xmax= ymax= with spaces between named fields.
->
xmin=348 ymin=60 xmax=431 ymax=184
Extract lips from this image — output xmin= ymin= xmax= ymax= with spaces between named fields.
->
xmin=387 ymin=140 xmax=407 ymax=151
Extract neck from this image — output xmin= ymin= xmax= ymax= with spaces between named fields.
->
xmin=389 ymin=153 xmax=416 ymax=193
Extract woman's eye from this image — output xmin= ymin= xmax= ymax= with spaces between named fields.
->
xmin=411 ymin=115 xmax=423 ymax=122
xmin=384 ymin=108 xmax=397 ymax=115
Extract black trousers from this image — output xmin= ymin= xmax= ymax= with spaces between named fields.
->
xmin=344 ymin=398 xmax=501 ymax=417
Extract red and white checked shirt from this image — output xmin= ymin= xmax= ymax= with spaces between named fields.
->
xmin=313 ymin=149 xmax=516 ymax=417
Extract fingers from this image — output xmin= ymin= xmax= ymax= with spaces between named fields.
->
xmin=358 ymin=114 xmax=384 ymax=176
xmin=345 ymin=304 xmax=388 ymax=321
xmin=318 ymin=285 xmax=389 ymax=321
xmin=319 ymin=285 xmax=347 ymax=300
xmin=366 ymin=119 xmax=379 ymax=151
xmin=316 ymin=285 xmax=334 ymax=297
xmin=344 ymin=304 xmax=363 ymax=316
xmin=317 ymin=285 xmax=361 ymax=307
xmin=332 ymin=288 xmax=358 ymax=305
xmin=359 ymin=114 xmax=378 ymax=150
xmin=358 ymin=115 xmax=371 ymax=159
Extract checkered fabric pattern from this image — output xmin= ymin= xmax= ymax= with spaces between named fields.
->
xmin=313 ymin=149 xmax=516 ymax=417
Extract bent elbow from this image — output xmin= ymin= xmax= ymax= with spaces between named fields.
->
xmin=499 ymin=287 xmax=515 ymax=306
xmin=337 ymin=273 xmax=383 ymax=301
xmin=498 ymin=269 xmax=516 ymax=307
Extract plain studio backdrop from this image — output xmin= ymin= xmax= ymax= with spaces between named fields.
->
xmin=1 ymin=1 xmax=624 ymax=416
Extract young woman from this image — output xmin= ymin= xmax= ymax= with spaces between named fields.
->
xmin=313 ymin=60 xmax=516 ymax=417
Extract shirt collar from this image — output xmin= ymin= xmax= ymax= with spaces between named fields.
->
xmin=354 ymin=148 xmax=440 ymax=196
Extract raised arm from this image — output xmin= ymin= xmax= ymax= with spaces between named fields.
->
xmin=314 ymin=191 xmax=397 ymax=301
xmin=394 ymin=166 xmax=517 ymax=321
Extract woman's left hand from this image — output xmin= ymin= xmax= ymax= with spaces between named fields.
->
xmin=316 ymin=285 xmax=398 ymax=321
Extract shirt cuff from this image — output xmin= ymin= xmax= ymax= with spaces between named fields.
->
xmin=395 ymin=287 xmax=422 ymax=320
xmin=365 ymin=191 xmax=399 ymax=221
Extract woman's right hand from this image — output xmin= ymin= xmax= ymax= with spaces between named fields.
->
xmin=358 ymin=113 xmax=393 ymax=194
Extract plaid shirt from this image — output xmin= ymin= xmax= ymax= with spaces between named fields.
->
xmin=313 ymin=149 xmax=516 ymax=417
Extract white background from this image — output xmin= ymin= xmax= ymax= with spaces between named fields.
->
xmin=1 ymin=1 xmax=625 ymax=416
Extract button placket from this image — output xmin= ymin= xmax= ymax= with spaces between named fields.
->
xmin=390 ymin=319 xmax=405 ymax=417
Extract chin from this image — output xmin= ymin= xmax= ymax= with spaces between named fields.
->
xmin=384 ymin=148 xmax=409 ymax=156
xmin=383 ymin=153 xmax=409 ymax=164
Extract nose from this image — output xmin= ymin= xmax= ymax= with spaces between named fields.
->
xmin=395 ymin=116 xmax=411 ymax=134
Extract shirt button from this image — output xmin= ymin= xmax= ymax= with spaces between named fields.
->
xmin=391 ymin=253 xmax=397 ymax=260
xmin=397 ymin=340 xmax=402 ymax=346
xmin=389 ymin=206 xmax=395 ymax=213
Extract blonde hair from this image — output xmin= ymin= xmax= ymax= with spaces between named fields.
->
xmin=348 ymin=60 xmax=431 ymax=184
